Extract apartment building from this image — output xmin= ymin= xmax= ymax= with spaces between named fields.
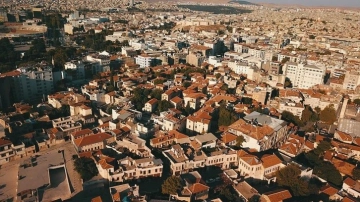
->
xmin=278 ymin=99 xmax=304 ymax=117
xmin=227 ymin=112 xmax=288 ymax=151
xmin=135 ymin=54 xmax=154 ymax=68
xmin=186 ymin=113 xmax=211 ymax=135
xmin=284 ymin=62 xmax=325 ymax=89
xmin=0 ymin=138 xmax=14 ymax=165
xmin=64 ymin=60 xmax=86 ymax=80
xmin=342 ymin=70 xmax=360 ymax=90
xmin=12 ymin=65 xmax=54 ymax=104
xmin=228 ymin=61 xmax=255 ymax=80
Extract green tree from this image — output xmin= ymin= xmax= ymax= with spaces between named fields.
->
xmin=281 ymin=111 xmax=304 ymax=126
xmin=157 ymin=100 xmax=174 ymax=113
xmin=235 ymin=135 xmax=245 ymax=147
xmin=276 ymin=164 xmax=309 ymax=196
xmin=202 ymin=87 xmax=208 ymax=95
xmin=154 ymin=79 xmax=165 ymax=85
xmin=150 ymin=89 xmax=163 ymax=100
xmin=301 ymin=106 xmax=318 ymax=123
xmin=284 ymin=78 xmax=292 ymax=88
xmin=183 ymin=81 xmax=192 ymax=88
xmin=215 ymin=73 xmax=221 ymax=79
xmin=218 ymin=104 xmax=238 ymax=126
xmin=352 ymin=168 xmax=360 ymax=180
xmin=319 ymin=105 xmax=337 ymax=124
xmin=353 ymin=99 xmax=360 ymax=106
xmin=74 ymin=157 xmax=99 ymax=181
xmin=248 ymin=195 xmax=261 ymax=202
xmin=162 ymin=176 xmax=182 ymax=195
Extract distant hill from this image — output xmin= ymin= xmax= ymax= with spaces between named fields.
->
xmin=229 ymin=0 xmax=257 ymax=5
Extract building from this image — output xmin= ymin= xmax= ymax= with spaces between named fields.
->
xmin=135 ymin=54 xmax=154 ymax=68
xmin=0 ymin=138 xmax=15 ymax=165
xmin=12 ymin=65 xmax=54 ymax=104
xmin=64 ymin=61 xmax=85 ymax=80
xmin=73 ymin=132 xmax=114 ymax=152
xmin=227 ymin=112 xmax=288 ymax=151
xmin=284 ymin=62 xmax=325 ymax=89
xmin=343 ymin=70 xmax=360 ymax=90
xmin=143 ymin=98 xmax=158 ymax=113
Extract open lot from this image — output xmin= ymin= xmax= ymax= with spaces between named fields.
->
xmin=0 ymin=163 xmax=19 ymax=201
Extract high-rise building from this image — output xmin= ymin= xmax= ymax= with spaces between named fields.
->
xmin=284 ymin=62 xmax=325 ymax=89
xmin=12 ymin=65 xmax=54 ymax=104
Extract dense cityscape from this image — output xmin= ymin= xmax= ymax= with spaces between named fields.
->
xmin=0 ymin=0 xmax=360 ymax=201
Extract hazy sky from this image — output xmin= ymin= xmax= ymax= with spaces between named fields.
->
xmin=248 ymin=0 xmax=360 ymax=7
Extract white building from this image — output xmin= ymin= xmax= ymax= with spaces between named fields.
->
xmin=228 ymin=61 xmax=255 ymax=80
xmin=64 ymin=61 xmax=85 ymax=80
xmin=284 ymin=62 xmax=325 ymax=89
xmin=13 ymin=65 xmax=54 ymax=103
xmin=135 ymin=54 xmax=154 ymax=68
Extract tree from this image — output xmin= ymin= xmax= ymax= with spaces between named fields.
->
xmin=150 ymin=89 xmax=163 ymax=100
xmin=215 ymin=73 xmax=221 ymax=79
xmin=74 ymin=157 xmax=99 ymax=181
xmin=354 ymin=99 xmax=360 ymax=106
xmin=284 ymin=78 xmax=292 ymax=88
xmin=183 ymin=81 xmax=192 ymax=88
xmin=154 ymin=79 xmax=165 ymax=85
xmin=162 ymin=176 xmax=182 ymax=195
xmin=202 ymin=87 xmax=208 ymax=95
xmin=248 ymin=195 xmax=261 ymax=202
xmin=218 ymin=104 xmax=238 ymax=126
xmin=276 ymin=164 xmax=309 ymax=196
xmin=352 ymin=168 xmax=360 ymax=180
xmin=301 ymin=106 xmax=318 ymax=123
xmin=319 ymin=105 xmax=337 ymax=124
xmin=309 ymin=35 xmax=316 ymax=39
xmin=236 ymin=135 xmax=245 ymax=147
xmin=281 ymin=111 xmax=304 ymax=127
xmin=157 ymin=100 xmax=174 ymax=113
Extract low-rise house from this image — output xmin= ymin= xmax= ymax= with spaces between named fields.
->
xmin=183 ymin=93 xmax=207 ymax=110
xmin=150 ymin=130 xmax=189 ymax=148
xmin=143 ymin=98 xmax=158 ymax=113
xmin=73 ymin=132 xmax=114 ymax=153
xmin=260 ymin=189 xmax=292 ymax=202
xmin=233 ymin=181 xmax=260 ymax=201
xmin=0 ymin=138 xmax=15 ymax=165
xmin=186 ymin=111 xmax=212 ymax=135
xmin=71 ymin=128 xmax=93 ymax=142
xmin=70 ymin=103 xmax=92 ymax=117
xmin=334 ymin=130 xmax=353 ymax=144
xmin=237 ymin=150 xmax=263 ymax=179
xmin=342 ymin=177 xmax=360 ymax=198
xmin=278 ymin=134 xmax=305 ymax=157
xmin=227 ymin=112 xmax=288 ymax=151
xmin=262 ymin=154 xmax=285 ymax=183
xmin=175 ymin=171 xmax=209 ymax=202
xmin=111 ymin=157 xmax=163 ymax=182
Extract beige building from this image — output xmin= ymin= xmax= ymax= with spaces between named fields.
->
xmin=73 ymin=132 xmax=114 ymax=153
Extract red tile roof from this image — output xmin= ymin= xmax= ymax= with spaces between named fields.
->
xmin=74 ymin=133 xmax=113 ymax=147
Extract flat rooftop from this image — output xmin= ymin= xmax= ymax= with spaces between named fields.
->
xmin=338 ymin=118 xmax=360 ymax=137
xmin=40 ymin=167 xmax=71 ymax=201
xmin=18 ymin=149 xmax=65 ymax=193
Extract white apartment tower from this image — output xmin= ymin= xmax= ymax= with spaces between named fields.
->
xmin=284 ymin=62 xmax=325 ymax=89
xmin=13 ymin=65 xmax=54 ymax=103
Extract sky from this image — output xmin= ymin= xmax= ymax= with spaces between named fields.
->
xmin=248 ymin=0 xmax=360 ymax=7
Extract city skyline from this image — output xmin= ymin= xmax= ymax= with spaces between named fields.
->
xmin=248 ymin=0 xmax=360 ymax=7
